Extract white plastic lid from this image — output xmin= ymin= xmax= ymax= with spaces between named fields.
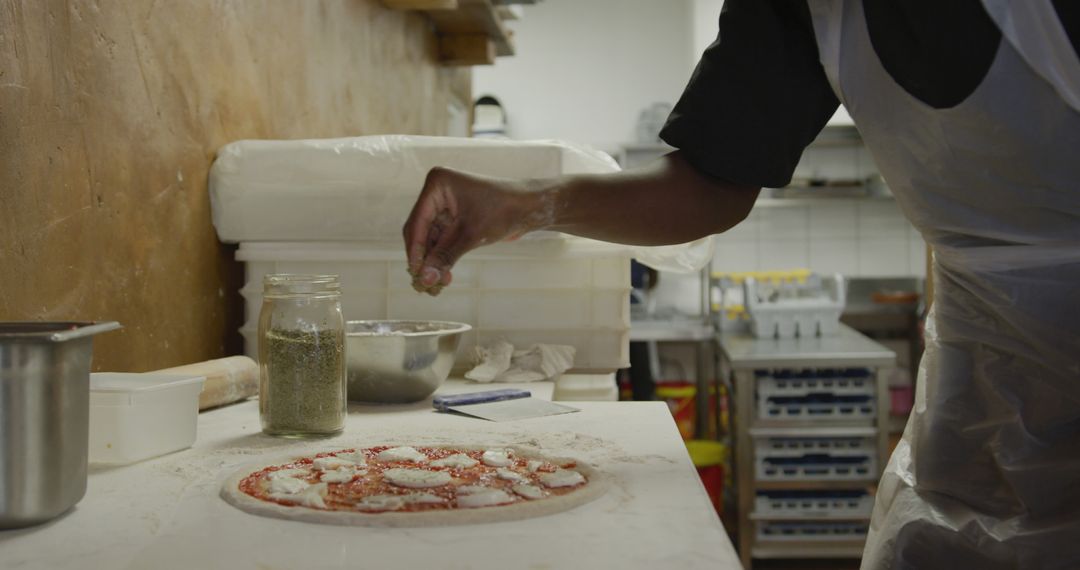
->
xmin=90 ymin=373 xmax=205 ymax=393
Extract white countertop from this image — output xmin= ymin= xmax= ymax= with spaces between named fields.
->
xmin=1 ymin=379 xmax=739 ymax=569
xmin=718 ymin=324 xmax=896 ymax=369
xmin=629 ymin=318 xmax=715 ymax=342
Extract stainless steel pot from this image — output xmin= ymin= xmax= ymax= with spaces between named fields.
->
xmin=0 ymin=321 xmax=121 ymax=529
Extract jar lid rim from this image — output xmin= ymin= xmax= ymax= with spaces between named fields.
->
xmin=263 ymin=274 xmax=339 ymax=284
xmin=263 ymin=274 xmax=341 ymax=295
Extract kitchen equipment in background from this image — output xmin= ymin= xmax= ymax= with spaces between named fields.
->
xmin=720 ymin=326 xmax=894 ymax=565
xmin=88 ymin=373 xmax=204 ymax=464
xmin=744 ymin=272 xmax=846 ymax=339
xmin=635 ymin=102 xmax=673 ymax=144
xmin=755 ymin=434 xmax=878 ymax=481
xmin=755 ymin=368 xmax=876 ymax=421
xmin=656 ymin=381 xmax=697 ymax=440
xmin=0 ymin=321 xmax=121 ymax=529
xmin=258 ymin=274 xmax=346 ymax=438
xmin=152 ymin=355 xmax=258 ymax=410
xmin=757 ymin=520 xmax=870 ymax=542
xmin=686 ymin=440 xmax=726 ymax=515
xmin=840 ymin=277 xmax=924 ymax=433
xmin=713 ymin=270 xmax=832 ymax=336
xmin=655 ymin=381 xmax=719 ymax=440
xmin=754 ymin=490 xmax=874 ymax=520
xmin=472 ymin=95 xmax=508 ymax=138
xmin=346 ymin=320 xmax=470 ymax=403
xmin=432 ymin=388 xmax=578 ymax=422
xmin=765 ymin=174 xmax=890 ymax=199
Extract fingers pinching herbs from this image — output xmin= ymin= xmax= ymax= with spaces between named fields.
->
xmin=403 ymin=169 xmax=457 ymax=295
xmin=402 ymin=167 xmax=534 ymax=296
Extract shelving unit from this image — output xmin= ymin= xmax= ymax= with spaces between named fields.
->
xmin=718 ymin=324 xmax=895 ymax=569
xmin=381 ymin=0 xmax=515 ymax=66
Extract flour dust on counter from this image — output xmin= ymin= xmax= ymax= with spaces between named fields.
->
xmin=221 ymin=444 xmax=609 ymax=526
xmin=22 ymin=397 xmax=735 ymax=570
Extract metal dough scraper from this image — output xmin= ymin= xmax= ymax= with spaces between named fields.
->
xmin=432 ymin=388 xmax=579 ymax=422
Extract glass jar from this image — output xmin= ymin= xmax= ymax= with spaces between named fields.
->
xmin=258 ymin=274 xmax=346 ymax=438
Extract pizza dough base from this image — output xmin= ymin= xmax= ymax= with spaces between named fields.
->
xmin=220 ymin=445 xmax=609 ymax=527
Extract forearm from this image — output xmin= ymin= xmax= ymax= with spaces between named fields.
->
xmin=402 ymin=150 xmax=761 ymax=294
xmin=526 ymin=151 xmax=760 ymax=246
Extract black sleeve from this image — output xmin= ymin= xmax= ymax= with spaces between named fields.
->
xmin=659 ymin=0 xmax=839 ymax=188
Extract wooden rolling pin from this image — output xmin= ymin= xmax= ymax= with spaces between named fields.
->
xmin=152 ymin=356 xmax=259 ymax=410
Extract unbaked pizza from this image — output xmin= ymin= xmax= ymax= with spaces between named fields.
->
xmin=220 ymin=445 xmax=607 ymax=526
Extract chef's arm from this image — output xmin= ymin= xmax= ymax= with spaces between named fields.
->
xmin=539 ymin=150 xmax=759 ymax=245
xmin=403 ymin=150 xmax=760 ymax=293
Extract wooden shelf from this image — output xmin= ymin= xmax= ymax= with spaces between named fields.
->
xmin=381 ymin=0 xmax=515 ymax=66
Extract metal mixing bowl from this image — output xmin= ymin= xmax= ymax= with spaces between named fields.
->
xmin=345 ymin=320 xmax=470 ymax=404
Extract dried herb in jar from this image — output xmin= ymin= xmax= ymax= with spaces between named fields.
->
xmin=263 ymin=327 xmax=345 ymax=435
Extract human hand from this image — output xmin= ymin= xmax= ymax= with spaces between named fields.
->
xmin=402 ymin=167 xmax=550 ymax=296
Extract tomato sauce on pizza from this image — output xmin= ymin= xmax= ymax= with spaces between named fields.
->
xmin=237 ymin=446 xmax=588 ymax=513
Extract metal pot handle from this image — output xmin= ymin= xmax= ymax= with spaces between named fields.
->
xmin=48 ymin=321 xmax=122 ymax=342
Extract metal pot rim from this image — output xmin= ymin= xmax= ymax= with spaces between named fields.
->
xmin=345 ymin=320 xmax=471 ymax=338
xmin=0 ymin=321 xmax=122 ymax=342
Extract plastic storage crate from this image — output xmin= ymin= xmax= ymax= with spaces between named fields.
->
xmin=757 ymin=520 xmax=869 ymax=542
xmin=237 ymin=242 xmax=632 ymax=372
xmin=209 ymin=136 xmax=620 ymax=243
xmin=756 ymin=369 xmax=876 ymax=420
xmin=753 ymin=490 xmax=874 ymax=520
xmin=755 ymin=436 xmax=877 ymax=481
xmin=744 ymin=274 xmax=845 ymax=339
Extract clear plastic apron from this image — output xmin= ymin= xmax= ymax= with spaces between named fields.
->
xmin=805 ymin=1 xmax=1080 ymax=568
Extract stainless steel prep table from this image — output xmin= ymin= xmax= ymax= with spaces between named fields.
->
xmin=630 ymin=317 xmax=717 ymax=437
xmin=718 ymin=325 xmax=896 ymax=568
xmin=0 ymin=378 xmax=739 ymax=570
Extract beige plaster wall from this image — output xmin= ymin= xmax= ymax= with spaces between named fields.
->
xmin=0 ymin=0 xmax=470 ymax=370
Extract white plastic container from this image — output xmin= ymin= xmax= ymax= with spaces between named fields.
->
xmin=552 ymin=373 xmax=619 ymax=401
xmin=208 ymin=136 xmax=620 ymax=243
xmin=88 ymin=373 xmax=205 ymax=465
xmin=236 ymin=242 xmax=632 ymax=372
xmin=744 ymin=274 xmax=846 ymax=339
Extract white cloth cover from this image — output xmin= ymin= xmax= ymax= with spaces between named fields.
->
xmin=806 ymin=1 xmax=1080 ymax=568
xmin=465 ymin=341 xmax=576 ymax=383
xmin=208 ymin=134 xmax=713 ymax=272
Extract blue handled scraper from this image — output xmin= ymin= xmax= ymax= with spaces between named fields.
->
xmin=432 ymin=389 xmax=579 ymax=422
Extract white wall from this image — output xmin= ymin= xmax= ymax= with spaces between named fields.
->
xmin=712 ymin=200 xmax=927 ymax=277
xmin=690 ymin=0 xmax=725 ymax=61
xmin=651 ymin=197 xmax=925 ymax=317
xmin=474 ymin=0 xmax=699 ymax=154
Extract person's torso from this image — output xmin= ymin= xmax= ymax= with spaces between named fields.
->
xmin=806 ymin=0 xmax=1080 ymax=250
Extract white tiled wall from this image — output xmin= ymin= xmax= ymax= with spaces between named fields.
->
xmin=790 ymin=144 xmax=879 ymax=182
xmin=711 ymin=198 xmax=927 ymax=279
xmin=648 ymin=198 xmax=926 ymax=317
xmin=642 ymin=130 xmax=925 ymax=317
